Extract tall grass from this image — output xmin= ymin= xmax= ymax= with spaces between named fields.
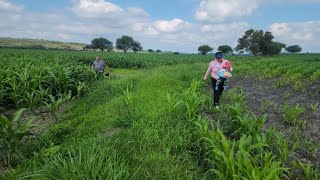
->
xmin=3 ymin=64 xmax=207 ymax=179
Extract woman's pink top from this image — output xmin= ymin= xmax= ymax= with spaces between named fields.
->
xmin=204 ymin=59 xmax=233 ymax=80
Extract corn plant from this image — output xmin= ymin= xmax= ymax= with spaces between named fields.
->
xmin=165 ymin=93 xmax=182 ymax=114
xmin=204 ymin=128 xmax=286 ymax=179
xmin=297 ymin=160 xmax=320 ymax=180
xmin=232 ymin=113 xmax=267 ymax=137
xmin=122 ymin=85 xmax=133 ymax=106
xmin=182 ymin=80 xmax=202 ymax=120
xmin=0 ymin=108 xmax=35 ymax=167
xmin=260 ymin=99 xmax=273 ymax=112
xmin=302 ymin=140 xmax=319 ymax=159
xmin=283 ymin=101 xmax=305 ymax=126
xmin=309 ymin=102 xmax=319 ymax=111
xmin=293 ymin=80 xmax=304 ymax=92
xmin=76 ymin=81 xmax=87 ymax=97
xmin=44 ymin=94 xmax=64 ymax=122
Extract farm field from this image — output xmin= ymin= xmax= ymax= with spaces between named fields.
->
xmin=0 ymin=49 xmax=320 ymax=179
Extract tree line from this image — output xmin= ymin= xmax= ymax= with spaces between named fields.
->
xmin=198 ymin=29 xmax=303 ymax=55
xmin=86 ymin=29 xmax=302 ymax=55
xmin=84 ymin=35 xmax=143 ymax=53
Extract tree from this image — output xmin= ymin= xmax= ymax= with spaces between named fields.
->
xmin=217 ymin=45 xmax=233 ymax=54
xmin=147 ymin=49 xmax=154 ymax=53
xmin=156 ymin=49 xmax=161 ymax=53
xmin=285 ymin=45 xmax=302 ymax=53
xmin=131 ymin=41 xmax=143 ymax=53
xmin=266 ymin=42 xmax=286 ymax=55
xmin=198 ymin=45 xmax=213 ymax=55
xmin=116 ymin=35 xmax=135 ymax=53
xmin=83 ymin=44 xmax=92 ymax=51
xmin=91 ymin=37 xmax=113 ymax=52
xmin=235 ymin=29 xmax=285 ymax=55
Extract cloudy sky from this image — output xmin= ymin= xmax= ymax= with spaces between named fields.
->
xmin=1 ymin=0 xmax=320 ymax=53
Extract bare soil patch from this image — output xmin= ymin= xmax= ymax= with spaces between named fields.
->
xmin=227 ymin=75 xmax=320 ymax=165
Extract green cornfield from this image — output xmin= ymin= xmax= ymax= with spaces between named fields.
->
xmin=1 ymin=48 xmax=319 ymax=179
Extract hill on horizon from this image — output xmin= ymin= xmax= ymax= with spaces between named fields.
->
xmin=0 ymin=37 xmax=87 ymax=50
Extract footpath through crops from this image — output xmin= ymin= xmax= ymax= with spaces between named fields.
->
xmin=0 ymin=49 xmax=319 ymax=179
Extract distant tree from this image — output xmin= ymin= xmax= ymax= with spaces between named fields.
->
xmin=235 ymin=29 xmax=285 ymax=55
xmin=116 ymin=35 xmax=135 ymax=53
xmin=148 ymin=49 xmax=154 ymax=53
xmin=173 ymin=52 xmax=180 ymax=55
xmin=132 ymin=41 xmax=143 ymax=53
xmin=156 ymin=49 xmax=161 ymax=53
xmin=91 ymin=37 xmax=113 ymax=52
xmin=83 ymin=45 xmax=90 ymax=50
xmin=217 ymin=45 xmax=233 ymax=54
xmin=267 ymin=42 xmax=286 ymax=55
xmin=285 ymin=45 xmax=302 ymax=53
xmin=198 ymin=45 xmax=213 ymax=55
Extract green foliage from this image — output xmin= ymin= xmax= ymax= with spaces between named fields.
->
xmin=0 ymin=108 xmax=35 ymax=167
xmin=4 ymin=64 xmax=206 ymax=179
xmin=310 ymin=103 xmax=319 ymax=111
xmin=131 ymin=41 xmax=143 ymax=53
xmin=91 ymin=37 xmax=113 ymax=52
xmin=1 ymin=50 xmax=320 ymax=179
xmin=0 ymin=49 xmax=96 ymax=109
xmin=182 ymin=80 xmax=203 ymax=120
xmin=217 ymin=45 xmax=233 ymax=54
xmin=39 ymin=139 xmax=132 ymax=180
xmin=116 ymin=35 xmax=135 ymax=53
xmin=283 ymin=101 xmax=305 ymax=126
xmin=44 ymin=94 xmax=64 ymax=122
xmin=297 ymin=160 xmax=320 ymax=180
xmin=198 ymin=45 xmax=213 ymax=55
xmin=235 ymin=29 xmax=286 ymax=55
xmin=285 ymin=45 xmax=302 ymax=53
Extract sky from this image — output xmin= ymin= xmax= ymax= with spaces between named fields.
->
xmin=1 ymin=0 xmax=320 ymax=53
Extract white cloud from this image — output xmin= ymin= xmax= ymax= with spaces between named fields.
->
xmin=202 ymin=22 xmax=250 ymax=33
xmin=144 ymin=27 xmax=159 ymax=36
xmin=153 ymin=18 xmax=191 ymax=33
xmin=71 ymin=0 xmax=123 ymax=18
xmin=195 ymin=0 xmax=259 ymax=22
xmin=70 ymin=0 xmax=148 ymax=20
xmin=269 ymin=23 xmax=290 ymax=36
xmin=195 ymin=0 xmax=320 ymax=23
xmin=269 ymin=21 xmax=320 ymax=52
xmin=0 ymin=0 xmax=23 ymax=11
xmin=201 ymin=22 xmax=250 ymax=43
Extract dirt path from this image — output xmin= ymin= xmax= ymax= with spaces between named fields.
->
xmin=225 ymin=75 xmax=320 ymax=164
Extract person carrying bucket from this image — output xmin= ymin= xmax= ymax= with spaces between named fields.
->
xmin=203 ymin=52 xmax=233 ymax=110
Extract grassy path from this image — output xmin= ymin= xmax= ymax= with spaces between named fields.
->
xmin=4 ymin=64 xmax=208 ymax=179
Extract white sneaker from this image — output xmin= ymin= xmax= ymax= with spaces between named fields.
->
xmin=215 ymin=106 xmax=219 ymax=110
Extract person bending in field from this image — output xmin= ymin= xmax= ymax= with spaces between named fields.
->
xmin=92 ymin=56 xmax=109 ymax=78
xmin=203 ymin=52 xmax=233 ymax=110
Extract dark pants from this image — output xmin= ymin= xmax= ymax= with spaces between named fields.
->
xmin=211 ymin=77 xmax=225 ymax=106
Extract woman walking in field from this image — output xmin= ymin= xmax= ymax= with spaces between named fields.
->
xmin=203 ymin=52 xmax=233 ymax=110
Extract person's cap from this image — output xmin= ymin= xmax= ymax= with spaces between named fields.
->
xmin=215 ymin=52 xmax=223 ymax=59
